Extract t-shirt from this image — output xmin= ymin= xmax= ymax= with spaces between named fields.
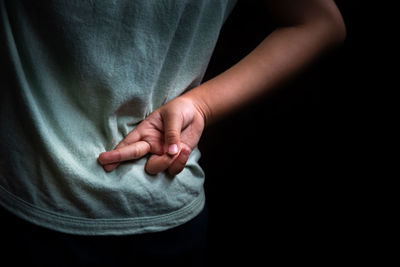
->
xmin=0 ymin=0 xmax=236 ymax=235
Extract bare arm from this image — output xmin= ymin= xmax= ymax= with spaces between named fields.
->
xmin=184 ymin=0 xmax=346 ymax=125
xmin=98 ymin=0 xmax=346 ymax=175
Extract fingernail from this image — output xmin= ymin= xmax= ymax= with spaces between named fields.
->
xmin=168 ymin=144 xmax=178 ymax=155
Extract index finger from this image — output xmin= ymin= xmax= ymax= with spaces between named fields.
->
xmin=100 ymin=129 xmax=142 ymax=171
xmin=98 ymin=141 xmax=151 ymax=165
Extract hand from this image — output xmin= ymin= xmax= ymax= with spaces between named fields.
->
xmin=97 ymin=96 xmax=206 ymax=176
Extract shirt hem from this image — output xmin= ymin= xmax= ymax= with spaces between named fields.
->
xmin=0 ymin=185 xmax=205 ymax=236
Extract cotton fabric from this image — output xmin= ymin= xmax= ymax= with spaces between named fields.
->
xmin=0 ymin=0 xmax=236 ymax=235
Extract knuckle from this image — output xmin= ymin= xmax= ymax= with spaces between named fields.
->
xmin=113 ymin=150 xmax=122 ymax=162
xmin=163 ymin=108 xmax=179 ymax=117
xmin=165 ymin=129 xmax=179 ymax=142
xmin=132 ymin=145 xmax=141 ymax=158
xmin=120 ymin=140 xmax=129 ymax=147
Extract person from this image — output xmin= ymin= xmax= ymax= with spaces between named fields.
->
xmin=0 ymin=0 xmax=345 ymax=265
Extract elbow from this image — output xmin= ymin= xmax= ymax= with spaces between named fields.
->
xmin=303 ymin=2 xmax=347 ymax=50
xmin=326 ymin=11 xmax=347 ymax=47
xmin=319 ymin=3 xmax=347 ymax=48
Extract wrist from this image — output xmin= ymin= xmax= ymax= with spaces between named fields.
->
xmin=180 ymin=87 xmax=213 ymax=126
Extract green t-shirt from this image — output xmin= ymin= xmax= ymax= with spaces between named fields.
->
xmin=0 ymin=0 xmax=236 ymax=235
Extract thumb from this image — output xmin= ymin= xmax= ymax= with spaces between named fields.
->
xmin=162 ymin=108 xmax=182 ymax=156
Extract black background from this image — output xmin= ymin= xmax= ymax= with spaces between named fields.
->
xmin=199 ymin=0 xmax=363 ymax=264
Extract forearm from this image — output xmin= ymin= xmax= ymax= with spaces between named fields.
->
xmin=183 ymin=5 xmax=345 ymax=125
xmin=99 ymin=0 xmax=346 ymax=175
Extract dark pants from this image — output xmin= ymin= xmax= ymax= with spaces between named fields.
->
xmin=0 ymin=205 xmax=208 ymax=266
